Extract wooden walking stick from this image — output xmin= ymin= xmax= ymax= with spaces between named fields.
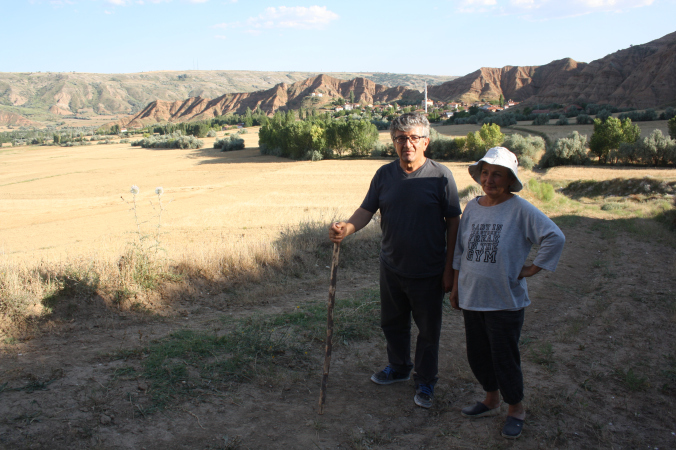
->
xmin=318 ymin=241 xmax=341 ymax=414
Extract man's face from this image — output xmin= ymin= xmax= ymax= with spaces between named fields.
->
xmin=393 ymin=126 xmax=429 ymax=168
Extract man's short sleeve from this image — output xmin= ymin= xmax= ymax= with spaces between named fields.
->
xmin=441 ymin=166 xmax=462 ymax=218
xmin=360 ymin=170 xmax=381 ymax=214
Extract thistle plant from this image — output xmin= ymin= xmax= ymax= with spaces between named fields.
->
xmin=119 ymin=185 xmax=172 ymax=294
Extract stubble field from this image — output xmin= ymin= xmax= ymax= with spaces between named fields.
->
xmin=0 ymin=127 xmax=675 ymax=449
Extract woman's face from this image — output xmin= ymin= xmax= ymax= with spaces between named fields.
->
xmin=480 ymin=163 xmax=515 ymax=199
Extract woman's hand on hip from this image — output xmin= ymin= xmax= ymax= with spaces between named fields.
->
xmin=518 ymin=264 xmax=542 ymax=279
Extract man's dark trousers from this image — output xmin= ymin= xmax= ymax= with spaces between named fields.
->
xmin=379 ymin=260 xmax=444 ymax=386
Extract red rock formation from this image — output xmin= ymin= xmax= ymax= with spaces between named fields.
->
xmin=428 ymin=31 xmax=676 ymax=109
xmin=0 ymin=111 xmax=38 ymax=127
xmin=124 ymin=75 xmax=423 ymax=127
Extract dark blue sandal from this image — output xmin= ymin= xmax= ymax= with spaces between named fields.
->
xmin=501 ymin=416 xmax=524 ymax=439
xmin=461 ymin=401 xmax=500 ymax=418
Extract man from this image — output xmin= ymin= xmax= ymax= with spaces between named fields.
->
xmin=329 ymin=113 xmax=461 ymax=408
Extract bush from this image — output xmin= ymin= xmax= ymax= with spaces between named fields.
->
xmin=465 ymin=124 xmax=504 ymax=161
xmin=426 ymin=129 xmax=468 ymax=160
xmin=596 ymin=109 xmax=612 ymax=122
xmin=371 ymin=141 xmax=395 ymax=157
xmin=305 ymin=150 xmax=323 ymax=161
xmin=556 ymin=115 xmax=569 ymax=126
xmin=622 ymin=130 xmax=676 ymax=166
xmin=589 ymin=117 xmax=640 ymax=163
xmin=660 ymin=107 xmax=675 ymax=121
xmin=501 ymin=133 xmax=545 ymax=170
xmin=371 ymin=119 xmax=390 ymax=130
xmin=532 ymin=114 xmax=549 ymax=125
xmin=482 ymin=113 xmax=517 ymax=127
xmin=131 ymin=131 xmax=203 ymax=149
xmin=540 ymin=131 xmax=590 ymax=168
xmin=526 ymin=178 xmax=555 ymax=202
xmin=565 ymin=106 xmax=580 ymax=117
xmin=668 ymin=116 xmax=676 ymax=140
xmin=207 ymin=129 xmax=217 ymax=137
xmin=618 ymin=109 xmax=658 ymax=122
xmin=214 ymin=135 xmax=245 ymax=152
xmin=576 ymin=114 xmax=593 ymax=125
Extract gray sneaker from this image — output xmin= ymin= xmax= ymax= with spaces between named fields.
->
xmin=370 ymin=366 xmax=410 ymax=385
xmin=414 ymin=383 xmax=434 ymax=408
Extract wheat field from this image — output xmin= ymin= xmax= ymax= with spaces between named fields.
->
xmin=0 ymin=129 xmax=476 ymax=266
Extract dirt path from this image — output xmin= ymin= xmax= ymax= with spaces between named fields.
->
xmin=1 ymin=214 xmax=674 ymax=449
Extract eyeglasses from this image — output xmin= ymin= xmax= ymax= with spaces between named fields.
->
xmin=393 ymin=135 xmax=427 ymax=145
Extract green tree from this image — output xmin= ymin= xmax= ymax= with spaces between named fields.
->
xmin=589 ymin=117 xmax=640 ymax=163
xmin=349 ymin=90 xmax=355 ymax=104
xmin=479 ymin=123 xmax=504 ymax=149
xmin=668 ymin=116 xmax=676 ymax=139
xmin=499 ymin=94 xmax=504 ymax=108
xmin=465 ymin=123 xmax=504 ymax=160
xmin=111 ymin=124 xmax=120 ymax=135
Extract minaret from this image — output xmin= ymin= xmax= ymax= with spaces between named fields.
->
xmin=424 ymin=81 xmax=428 ymax=113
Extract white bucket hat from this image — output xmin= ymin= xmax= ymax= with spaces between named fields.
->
xmin=468 ymin=146 xmax=523 ymax=192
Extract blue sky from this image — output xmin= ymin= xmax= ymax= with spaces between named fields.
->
xmin=2 ymin=0 xmax=675 ymax=76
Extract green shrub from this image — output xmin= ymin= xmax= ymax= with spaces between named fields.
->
xmin=596 ymin=109 xmax=612 ymax=122
xmin=527 ymin=178 xmax=555 ymax=202
xmin=589 ymin=117 xmax=640 ymax=163
xmin=556 ymin=115 xmax=569 ymax=126
xmin=668 ymin=116 xmax=676 ymax=140
xmin=501 ymin=133 xmax=545 ymax=170
xmin=532 ymin=114 xmax=549 ymax=125
xmin=131 ymin=131 xmax=203 ymax=149
xmin=426 ymin=129 xmax=469 ymax=160
xmin=540 ymin=131 xmax=590 ymax=168
xmin=206 ymin=129 xmax=217 ymax=138
xmin=214 ymin=135 xmax=245 ymax=152
xmin=577 ymin=114 xmax=593 ymax=125
xmin=465 ymin=123 xmax=504 ymax=160
xmin=372 ymin=141 xmax=395 ymax=157
xmin=622 ymin=129 xmax=676 ymax=166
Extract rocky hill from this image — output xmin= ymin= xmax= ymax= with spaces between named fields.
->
xmin=125 ymin=75 xmax=423 ymax=127
xmin=428 ymin=31 xmax=676 ymax=108
xmin=0 ymin=71 xmax=454 ymax=125
xmin=0 ymin=110 xmax=37 ymax=127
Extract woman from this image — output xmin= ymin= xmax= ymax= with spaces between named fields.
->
xmin=450 ymin=147 xmax=565 ymax=439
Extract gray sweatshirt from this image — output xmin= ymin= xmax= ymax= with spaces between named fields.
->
xmin=452 ymin=195 xmax=565 ymax=311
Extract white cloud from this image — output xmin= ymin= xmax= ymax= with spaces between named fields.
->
xmin=246 ymin=6 xmax=339 ymax=30
xmin=455 ymin=0 xmax=654 ymax=18
xmin=49 ymin=0 xmax=75 ymax=6
xmin=214 ymin=35 xmax=227 ymax=39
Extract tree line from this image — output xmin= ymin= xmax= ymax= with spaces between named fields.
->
xmin=258 ymin=110 xmax=379 ymax=160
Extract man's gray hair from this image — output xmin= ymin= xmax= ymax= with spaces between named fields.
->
xmin=389 ymin=112 xmax=430 ymax=139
